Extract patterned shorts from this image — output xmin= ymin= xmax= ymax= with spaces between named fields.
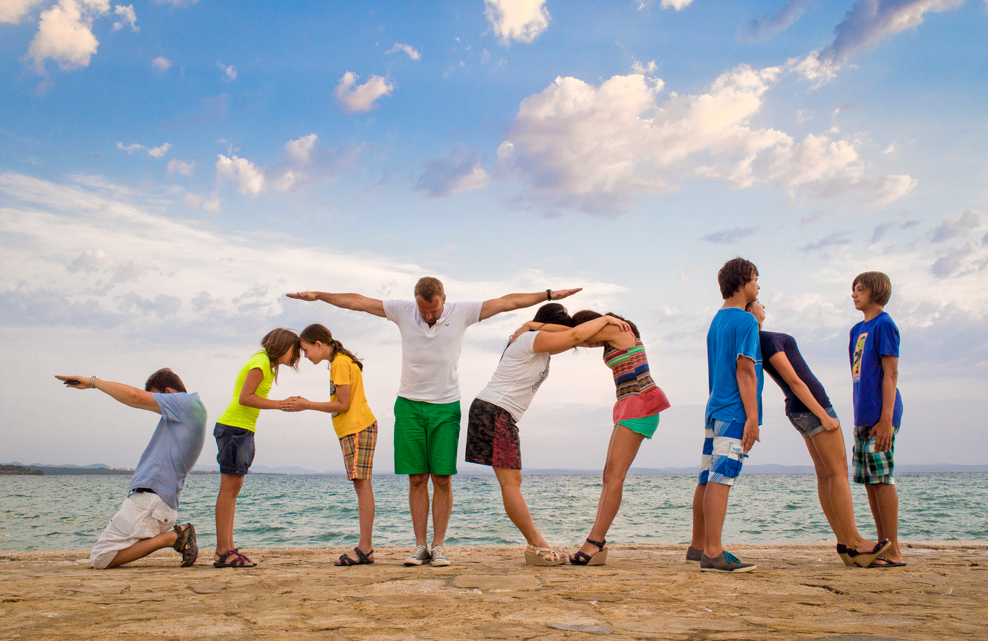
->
xmin=698 ymin=417 xmax=746 ymax=487
xmin=853 ymin=423 xmax=900 ymax=485
xmin=465 ymin=398 xmax=521 ymax=469
xmin=340 ymin=422 xmax=378 ymax=481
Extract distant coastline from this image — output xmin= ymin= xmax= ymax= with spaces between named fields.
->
xmin=5 ymin=461 xmax=987 ymax=476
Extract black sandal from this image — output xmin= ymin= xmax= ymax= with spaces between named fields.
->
xmin=845 ymin=538 xmax=891 ymax=568
xmin=172 ymin=523 xmax=198 ymax=567
xmin=570 ymin=538 xmax=608 ymax=566
xmin=334 ymin=546 xmax=374 ymax=566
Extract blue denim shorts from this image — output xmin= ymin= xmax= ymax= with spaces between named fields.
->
xmin=787 ymin=406 xmax=838 ymax=439
xmin=214 ymin=422 xmax=255 ymax=476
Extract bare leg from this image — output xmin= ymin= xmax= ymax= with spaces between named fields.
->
xmin=214 ymin=473 xmax=244 ymax=559
xmin=868 ymin=482 xmax=902 ymax=563
xmin=690 ymin=483 xmax=706 ymax=552
xmin=105 ymin=527 xmax=181 ymax=569
xmin=341 ymin=478 xmax=376 ymax=563
xmin=702 ymin=481 xmax=731 ymax=559
xmin=408 ymin=473 xmax=430 ymax=546
xmin=576 ymin=426 xmax=646 ymax=557
xmin=430 ymin=474 xmax=452 ymax=547
xmin=493 ymin=467 xmax=551 ymax=549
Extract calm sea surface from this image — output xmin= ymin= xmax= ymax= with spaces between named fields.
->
xmin=2 ymin=473 xmax=986 ymax=552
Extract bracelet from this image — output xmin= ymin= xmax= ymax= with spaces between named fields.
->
xmin=546 ymin=289 xmax=552 ymax=301
xmin=89 ymin=376 xmax=98 ymax=389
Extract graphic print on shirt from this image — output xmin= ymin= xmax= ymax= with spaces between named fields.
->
xmin=852 ymin=333 xmax=868 ymax=381
xmin=329 ymin=380 xmax=340 ymax=418
xmin=530 ymin=357 xmax=550 ymax=394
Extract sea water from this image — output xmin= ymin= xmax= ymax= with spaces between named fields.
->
xmin=1 ymin=473 xmax=986 ymax=552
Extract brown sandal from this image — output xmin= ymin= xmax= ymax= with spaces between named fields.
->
xmin=334 ymin=547 xmax=374 ymax=566
xmin=172 ymin=523 xmax=198 ymax=567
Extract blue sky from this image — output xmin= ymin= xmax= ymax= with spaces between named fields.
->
xmin=1 ymin=0 xmax=986 ymax=473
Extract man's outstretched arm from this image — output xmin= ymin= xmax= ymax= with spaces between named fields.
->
xmin=479 ymin=288 xmax=582 ymax=321
xmin=286 ymin=291 xmax=386 ymax=318
xmin=55 ymin=376 xmax=161 ymax=414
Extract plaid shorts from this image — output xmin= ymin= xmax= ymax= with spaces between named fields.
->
xmin=340 ymin=422 xmax=378 ymax=481
xmin=853 ymin=423 xmax=900 ymax=485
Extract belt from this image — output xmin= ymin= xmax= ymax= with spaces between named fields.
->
xmin=131 ymin=487 xmax=157 ymax=495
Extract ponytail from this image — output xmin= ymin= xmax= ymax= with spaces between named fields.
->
xmin=299 ymin=324 xmax=364 ymax=370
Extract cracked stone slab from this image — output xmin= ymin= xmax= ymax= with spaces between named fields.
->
xmin=453 ymin=575 xmax=541 ymax=591
xmin=547 ymin=622 xmax=612 ymax=634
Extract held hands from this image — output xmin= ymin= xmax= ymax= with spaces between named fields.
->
xmin=281 ymin=396 xmax=308 ymax=412
xmin=286 ymin=292 xmax=318 ymax=302
xmin=870 ymin=418 xmax=894 ymax=452
xmin=55 ymin=375 xmax=91 ymax=389
xmin=741 ymin=419 xmax=760 ymax=453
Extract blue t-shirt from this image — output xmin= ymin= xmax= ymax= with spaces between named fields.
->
xmin=705 ymin=308 xmax=763 ymax=424
xmin=849 ymin=312 xmax=903 ymax=427
xmin=760 ymin=331 xmax=831 ymax=416
xmin=129 ymin=392 xmax=208 ymax=510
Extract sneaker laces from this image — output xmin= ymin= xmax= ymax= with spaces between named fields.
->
xmin=724 ymin=551 xmax=741 ymax=564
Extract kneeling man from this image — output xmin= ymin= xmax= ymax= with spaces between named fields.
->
xmin=56 ymin=369 xmax=207 ymax=569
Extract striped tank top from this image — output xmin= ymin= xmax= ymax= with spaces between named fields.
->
xmin=603 ymin=338 xmax=671 ymax=424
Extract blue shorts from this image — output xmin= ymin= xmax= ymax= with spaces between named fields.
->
xmin=698 ymin=417 xmax=746 ymax=487
xmin=787 ymin=406 xmax=838 ymax=439
xmin=214 ymin=422 xmax=255 ymax=476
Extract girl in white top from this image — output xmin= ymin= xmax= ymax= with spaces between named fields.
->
xmin=465 ymin=304 xmax=631 ymax=565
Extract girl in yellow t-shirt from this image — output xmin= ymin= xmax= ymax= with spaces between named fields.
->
xmin=213 ymin=328 xmax=300 ymax=568
xmin=283 ymin=323 xmax=378 ymax=566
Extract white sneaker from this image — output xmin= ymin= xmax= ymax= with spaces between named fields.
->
xmin=430 ymin=545 xmax=450 ymax=567
xmin=403 ymin=544 xmax=431 ymax=566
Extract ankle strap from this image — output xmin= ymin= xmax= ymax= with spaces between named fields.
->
xmin=585 ymin=537 xmax=606 ymax=549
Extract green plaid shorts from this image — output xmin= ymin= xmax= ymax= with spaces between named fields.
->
xmin=853 ymin=423 xmax=900 ymax=485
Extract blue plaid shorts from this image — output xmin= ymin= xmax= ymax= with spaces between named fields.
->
xmin=853 ymin=423 xmax=900 ymax=485
xmin=699 ymin=417 xmax=746 ymax=486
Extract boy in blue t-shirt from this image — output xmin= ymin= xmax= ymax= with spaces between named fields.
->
xmin=689 ymin=258 xmax=763 ymax=573
xmin=849 ymin=271 xmax=905 ymax=566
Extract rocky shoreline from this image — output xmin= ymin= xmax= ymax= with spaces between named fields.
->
xmin=1 ymin=542 xmax=985 ymax=640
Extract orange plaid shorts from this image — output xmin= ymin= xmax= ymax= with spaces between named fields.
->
xmin=340 ymin=422 xmax=377 ymax=481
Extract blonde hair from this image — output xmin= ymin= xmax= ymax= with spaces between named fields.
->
xmin=414 ymin=276 xmax=444 ymax=301
xmin=852 ymin=271 xmax=892 ymax=306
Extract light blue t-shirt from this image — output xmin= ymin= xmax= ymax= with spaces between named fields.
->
xmin=129 ymin=392 xmax=208 ymax=510
xmin=705 ymin=308 xmax=764 ymax=425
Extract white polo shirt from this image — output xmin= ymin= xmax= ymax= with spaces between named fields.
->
xmin=383 ymin=299 xmax=484 ymax=404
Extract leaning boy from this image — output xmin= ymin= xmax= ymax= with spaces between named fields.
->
xmin=56 ymin=369 xmax=207 ymax=569
xmin=849 ymin=271 xmax=905 ymax=566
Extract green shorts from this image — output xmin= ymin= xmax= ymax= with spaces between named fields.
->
xmin=617 ymin=414 xmax=660 ymax=439
xmin=393 ymin=397 xmax=461 ymax=475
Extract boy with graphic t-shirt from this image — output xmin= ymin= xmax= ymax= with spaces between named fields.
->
xmin=689 ymin=258 xmax=763 ymax=573
xmin=850 ymin=271 xmax=905 ymax=566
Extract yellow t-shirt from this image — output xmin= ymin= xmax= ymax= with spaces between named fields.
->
xmin=217 ymin=351 xmax=274 ymax=432
xmin=330 ymin=354 xmax=376 ymax=438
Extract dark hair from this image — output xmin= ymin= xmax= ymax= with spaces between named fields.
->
xmin=261 ymin=328 xmax=301 ymax=382
xmin=718 ymin=257 xmax=759 ymax=299
xmin=414 ymin=276 xmax=445 ymax=301
xmin=145 ymin=368 xmax=186 ymax=393
xmin=852 ymin=271 xmax=892 ymax=306
xmin=532 ymin=303 xmax=573 ymax=327
xmin=299 ymin=324 xmax=364 ymax=371
xmin=571 ymin=310 xmax=640 ymax=339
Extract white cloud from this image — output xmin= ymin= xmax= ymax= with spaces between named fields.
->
xmin=153 ymin=0 xmax=198 ymax=6
xmin=497 ymin=65 xmax=914 ymax=213
xmin=739 ymin=0 xmax=812 ymax=42
xmin=387 ymin=43 xmax=421 ymax=60
xmin=112 ymin=3 xmax=137 ymax=31
xmin=631 ymin=59 xmax=657 ymax=74
xmin=116 ymin=142 xmax=144 ymax=154
xmin=217 ymin=62 xmax=236 ymax=80
xmin=415 ymin=145 xmax=490 ymax=198
xmin=66 ymin=248 xmax=115 ymax=273
xmin=167 ymin=160 xmax=195 ymax=176
xmin=793 ymin=0 xmax=964 ymax=84
xmin=283 ymin=134 xmax=316 ymax=165
xmin=148 ymin=143 xmax=171 ymax=158
xmin=0 ymin=0 xmax=45 ymax=24
xmin=151 ymin=56 xmax=172 ymax=72
xmin=334 ymin=71 xmax=393 ymax=113
xmin=484 ymin=0 xmax=550 ymax=45
xmin=27 ymin=0 xmax=111 ymax=72
xmin=216 ymin=154 xmax=264 ymax=196
xmin=271 ymin=134 xmax=361 ymax=191
xmin=637 ymin=0 xmax=694 ymax=9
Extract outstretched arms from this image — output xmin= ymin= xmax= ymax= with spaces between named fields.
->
xmin=287 ymin=291 xmax=386 ymax=318
xmin=55 ymin=375 xmax=161 ymax=414
xmin=479 ymin=288 xmax=582 ymax=322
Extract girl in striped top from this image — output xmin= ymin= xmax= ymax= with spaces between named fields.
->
xmin=568 ymin=310 xmax=671 ymax=565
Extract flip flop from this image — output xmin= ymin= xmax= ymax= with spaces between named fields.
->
xmin=213 ymin=548 xmax=257 ymax=568
xmin=172 ymin=523 xmax=198 ymax=567
xmin=846 ymin=538 xmax=892 ymax=568
xmin=869 ymin=557 xmax=907 ymax=568
xmin=334 ymin=547 xmax=374 ymax=566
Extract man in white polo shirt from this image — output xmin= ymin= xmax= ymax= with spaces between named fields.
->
xmin=288 ymin=277 xmax=580 ymax=566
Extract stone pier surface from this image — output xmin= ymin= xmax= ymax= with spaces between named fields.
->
xmin=1 ymin=542 xmax=985 ymax=640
